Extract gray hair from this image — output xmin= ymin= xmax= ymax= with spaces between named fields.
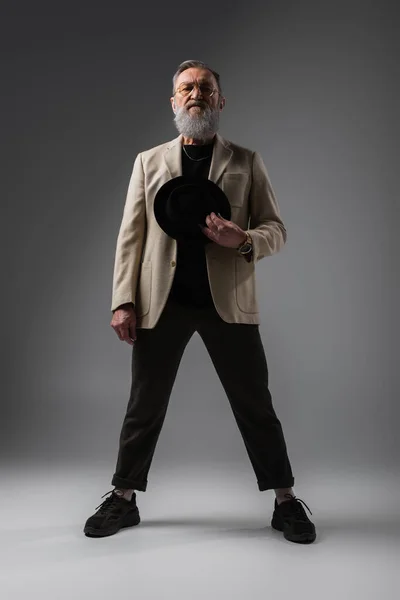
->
xmin=172 ymin=60 xmax=222 ymax=96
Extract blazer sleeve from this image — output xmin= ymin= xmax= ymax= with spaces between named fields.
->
xmin=247 ymin=151 xmax=287 ymax=263
xmin=111 ymin=153 xmax=146 ymax=312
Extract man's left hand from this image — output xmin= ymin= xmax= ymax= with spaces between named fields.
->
xmin=199 ymin=212 xmax=247 ymax=248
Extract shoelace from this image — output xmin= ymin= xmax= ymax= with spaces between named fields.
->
xmin=95 ymin=489 xmax=121 ymax=512
xmin=281 ymin=493 xmax=313 ymax=517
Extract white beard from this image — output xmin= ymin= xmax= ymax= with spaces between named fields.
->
xmin=173 ymin=103 xmax=220 ymax=142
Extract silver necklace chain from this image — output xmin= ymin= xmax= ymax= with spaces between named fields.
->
xmin=182 ymin=144 xmax=213 ymax=162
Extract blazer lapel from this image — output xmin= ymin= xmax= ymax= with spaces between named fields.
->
xmin=163 ymin=134 xmax=182 ymax=179
xmin=163 ymin=132 xmax=233 ymax=184
xmin=209 ymin=133 xmax=233 ymax=184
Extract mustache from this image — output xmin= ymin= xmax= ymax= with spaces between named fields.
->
xmin=187 ymin=101 xmax=207 ymax=109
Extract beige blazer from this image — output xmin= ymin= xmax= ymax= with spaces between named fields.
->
xmin=111 ymin=132 xmax=287 ymax=328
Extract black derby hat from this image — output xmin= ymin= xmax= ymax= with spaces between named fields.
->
xmin=153 ymin=176 xmax=231 ymax=244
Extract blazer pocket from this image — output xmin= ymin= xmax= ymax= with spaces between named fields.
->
xmin=221 ymin=173 xmax=249 ymax=207
xmin=234 ymin=256 xmax=258 ymax=314
xmin=135 ymin=261 xmax=152 ymax=317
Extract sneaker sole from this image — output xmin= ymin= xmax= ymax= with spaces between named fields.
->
xmin=84 ymin=509 xmax=141 ymax=538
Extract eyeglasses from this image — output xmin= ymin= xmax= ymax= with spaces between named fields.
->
xmin=174 ymin=82 xmax=218 ymax=98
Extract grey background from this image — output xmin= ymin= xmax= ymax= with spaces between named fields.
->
xmin=2 ymin=1 xmax=398 ymax=483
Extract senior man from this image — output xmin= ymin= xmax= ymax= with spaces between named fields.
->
xmin=83 ymin=60 xmax=316 ymax=544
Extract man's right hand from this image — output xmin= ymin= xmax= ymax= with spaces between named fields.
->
xmin=111 ymin=303 xmax=137 ymax=345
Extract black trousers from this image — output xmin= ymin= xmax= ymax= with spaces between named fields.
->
xmin=111 ymin=294 xmax=295 ymax=492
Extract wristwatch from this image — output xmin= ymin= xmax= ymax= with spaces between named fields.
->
xmin=237 ymin=231 xmax=253 ymax=256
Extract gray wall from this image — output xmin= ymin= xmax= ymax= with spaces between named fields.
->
xmin=2 ymin=1 xmax=398 ymax=479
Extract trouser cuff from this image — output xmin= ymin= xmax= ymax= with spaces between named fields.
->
xmin=257 ymin=477 xmax=295 ymax=491
xmin=111 ymin=475 xmax=148 ymax=491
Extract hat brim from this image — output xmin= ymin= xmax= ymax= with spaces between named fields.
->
xmin=154 ymin=176 xmax=232 ymax=243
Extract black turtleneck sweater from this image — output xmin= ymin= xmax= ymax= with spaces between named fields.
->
xmin=168 ymin=139 xmax=215 ymax=309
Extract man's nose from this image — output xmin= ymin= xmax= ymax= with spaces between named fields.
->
xmin=191 ymin=86 xmax=203 ymax=99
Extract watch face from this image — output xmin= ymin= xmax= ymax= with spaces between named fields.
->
xmin=240 ymin=243 xmax=252 ymax=254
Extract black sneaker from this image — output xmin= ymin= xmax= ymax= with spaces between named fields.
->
xmin=84 ymin=489 xmax=141 ymax=538
xmin=271 ymin=493 xmax=316 ymax=543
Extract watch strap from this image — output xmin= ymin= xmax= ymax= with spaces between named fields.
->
xmin=237 ymin=231 xmax=253 ymax=254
